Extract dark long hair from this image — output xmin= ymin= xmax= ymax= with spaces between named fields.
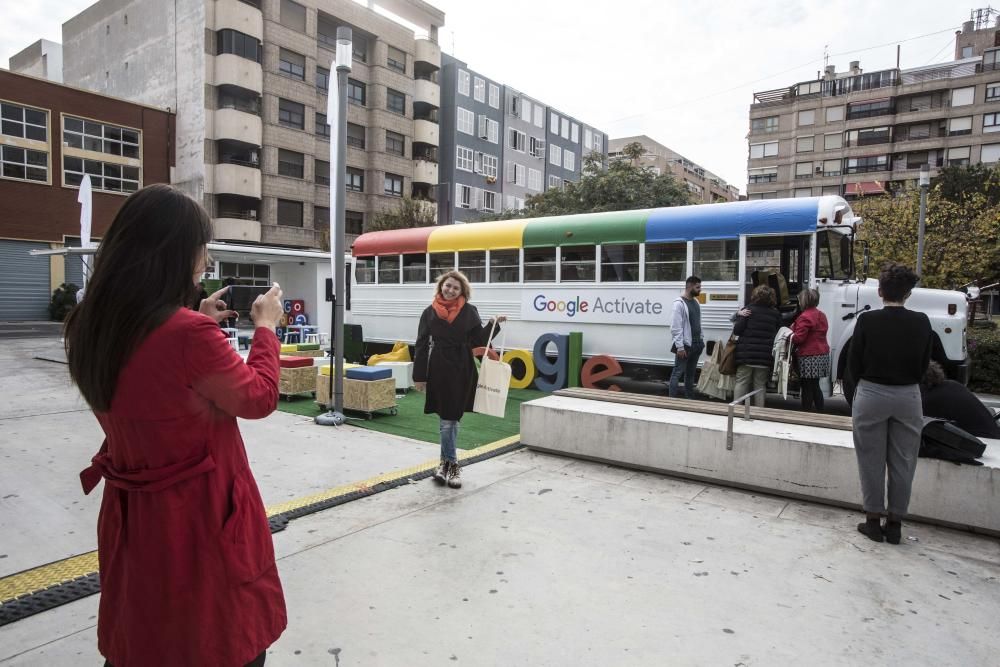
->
xmin=64 ymin=184 xmax=212 ymax=411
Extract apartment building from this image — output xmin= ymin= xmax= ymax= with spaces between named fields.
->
xmin=27 ymin=0 xmax=444 ymax=258
xmin=608 ymin=135 xmax=740 ymax=203
xmin=747 ymin=15 xmax=1000 ymax=200
xmin=0 ymin=69 xmax=173 ymax=320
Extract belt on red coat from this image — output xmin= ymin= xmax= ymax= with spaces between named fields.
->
xmin=80 ymin=440 xmax=217 ymax=495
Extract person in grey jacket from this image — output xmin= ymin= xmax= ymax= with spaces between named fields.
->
xmin=669 ymin=276 xmax=704 ymax=399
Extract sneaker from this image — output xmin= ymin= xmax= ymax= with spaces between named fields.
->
xmin=447 ymin=462 xmax=462 ymax=488
xmin=432 ymin=459 xmax=448 ymax=484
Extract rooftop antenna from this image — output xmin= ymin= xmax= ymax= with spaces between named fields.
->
xmin=823 ymin=44 xmax=829 ymax=69
xmin=972 ymin=6 xmax=999 ymax=30
xmin=450 ymin=29 xmax=455 ymax=56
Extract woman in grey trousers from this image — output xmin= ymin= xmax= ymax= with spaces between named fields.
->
xmin=848 ymin=263 xmax=932 ymax=544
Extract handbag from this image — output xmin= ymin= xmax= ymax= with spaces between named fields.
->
xmin=473 ymin=320 xmax=511 ymax=418
xmin=696 ymin=342 xmax=729 ymax=400
xmin=718 ymin=335 xmax=738 ymax=376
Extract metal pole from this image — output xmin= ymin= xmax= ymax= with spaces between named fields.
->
xmin=916 ymin=163 xmax=929 ymax=282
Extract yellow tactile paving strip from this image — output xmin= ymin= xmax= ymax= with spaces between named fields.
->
xmin=0 ymin=435 xmax=521 ymax=605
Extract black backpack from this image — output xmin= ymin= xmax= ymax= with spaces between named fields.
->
xmin=919 ymin=418 xmax=987 ymax=466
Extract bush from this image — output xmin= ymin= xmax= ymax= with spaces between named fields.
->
xmin=49 ymin=283 xmax=79 ymax=322
xmin=969 ymin=325 xmax=1000 ymax=395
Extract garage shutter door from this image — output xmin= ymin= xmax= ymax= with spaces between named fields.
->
xmin=0 ymin=240 xmax=52 ymax=321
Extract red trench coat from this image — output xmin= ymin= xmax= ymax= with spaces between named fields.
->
xmin=81 ymin=308 xmax=287 ymax=666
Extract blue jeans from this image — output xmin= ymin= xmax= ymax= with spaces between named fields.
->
xmin=440 ymin=419 xmax=460 ymax=463
xmin=669 ymin=340 xmax=704 ymax=399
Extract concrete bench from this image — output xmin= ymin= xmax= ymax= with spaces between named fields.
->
xmin=520 ymin=394 xmax=1000 ymax=536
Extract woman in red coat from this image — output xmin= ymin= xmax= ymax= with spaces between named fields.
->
xmin=790 ymin=287 xmax=831 ymax=412
xmin=64 ymin=184 xmax=287 ymax=666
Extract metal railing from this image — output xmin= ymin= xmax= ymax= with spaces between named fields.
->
xmin=726 ymin=387 xmax=766 ymax=451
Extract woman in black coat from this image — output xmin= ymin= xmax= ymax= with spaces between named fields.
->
xmin=413 ymin=270 xmax=504 ymax=488
xmin=732 ymin=285 xmax=782 ymax=407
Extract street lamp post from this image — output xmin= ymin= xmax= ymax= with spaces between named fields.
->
xmin=316 ymin=27 xmax=352 ymax=427
xmin=915 ymin=163 xmax=930 ymax=282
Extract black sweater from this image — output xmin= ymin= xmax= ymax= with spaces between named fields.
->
xmin=733 ymin=305 xmax=782 ymax=367
xmin=847 ymin=307 xmax=932 ymax=386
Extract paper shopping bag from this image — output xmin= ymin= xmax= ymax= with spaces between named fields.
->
xmin=473 ymin=319 xmax=510 ymax=418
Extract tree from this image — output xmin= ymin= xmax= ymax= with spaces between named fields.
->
xmin=480 ymin=142 xmax=692 ymax=219
xmin=367 ymin=197 xmax=437 ymax=232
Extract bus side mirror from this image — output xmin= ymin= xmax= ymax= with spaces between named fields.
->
xmin=840 ymin=235 xmax=852 ymax=272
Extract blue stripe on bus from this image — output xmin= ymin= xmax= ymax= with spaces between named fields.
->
xmin=645 ymin=197 xmax=822 ymax=242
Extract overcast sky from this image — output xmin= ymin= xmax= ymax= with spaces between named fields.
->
xmin=1 ymin=0 xmax=971 ymax=192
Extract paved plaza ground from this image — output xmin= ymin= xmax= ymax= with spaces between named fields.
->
xmin=1 ymin=336 xmax=998 ymax=666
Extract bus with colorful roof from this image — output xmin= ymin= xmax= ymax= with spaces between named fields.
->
xmin=347 ymin=196 xmax=969 ymax=397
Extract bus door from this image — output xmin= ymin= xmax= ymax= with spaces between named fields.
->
xmin=744 ymin=234 xmax=810 ymax=312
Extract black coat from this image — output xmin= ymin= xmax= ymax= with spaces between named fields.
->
xmin=413 ymin=303 xmax=497 ymax=421
xmin=733 ymin=304 xmax=782 ymax=367
xmin=922 ymin=380 xmax=1000 ymax=439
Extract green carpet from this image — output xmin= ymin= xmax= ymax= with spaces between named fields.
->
xmin=276 ymin=388 xmax=547 ymax=449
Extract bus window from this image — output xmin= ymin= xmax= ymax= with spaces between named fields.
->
xmin=524 ymin=247 xmax=556 ymax=282
xmin=458 ymin=251 xmax=486 ymax=283
xmin=402 ymin=254 xmax=426 ymax=283
xmin=429 ymin=252 xmax=455 ymax=281
xmin=560 ymin=245 xmax=595 ymax=282
xmin=355 ymin=256 xmax=375 ymax=284
xmin=377 ymin=255 xmax=400 ymax=284
xmin=693 ymin=240 xmax=739 ymax=281
xmin=645 ymin=242 xmax=686 ymax=282
xmin=490 ymin=249 xmax=519 ymax=283
xmin=600 ymin=244 xmax=639 ymax=282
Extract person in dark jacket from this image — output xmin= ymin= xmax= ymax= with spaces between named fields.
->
xmin=790 ymin=288 xmax=830 ymax=412
xmin=733 ymin=285 xmax=782 ymax=407
xmin=849 ymin=263 xmax=932 ymax=545
xmin=413 ymin=270 xmax=504 ymax=488
xmin=921 ymin=361 xmax=1000 ymax=438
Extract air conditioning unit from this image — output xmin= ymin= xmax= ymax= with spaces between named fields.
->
xmin=815 ymin=166 xmax=823 ymax=173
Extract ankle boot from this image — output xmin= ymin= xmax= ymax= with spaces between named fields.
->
xmin=856 ymin=517 xmax=884 ymax=543
xmin=432 ymin=459 xmax=448 ymax=484
xmin=884 ymin=520 xmax=902 ymax=545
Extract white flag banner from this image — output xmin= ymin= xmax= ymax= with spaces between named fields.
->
xmin=77 ymin=174 xmax=93 ymax=287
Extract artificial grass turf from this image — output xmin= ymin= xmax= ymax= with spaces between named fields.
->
xmin=276 ymin=387 xmax=547 ymax=449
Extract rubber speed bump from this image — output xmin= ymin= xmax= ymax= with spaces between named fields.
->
xmin=0 ymin=436 xmax=522 ymax=626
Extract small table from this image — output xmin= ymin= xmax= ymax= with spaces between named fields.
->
xmin=283 ymin=325 xmax=318 ymax=344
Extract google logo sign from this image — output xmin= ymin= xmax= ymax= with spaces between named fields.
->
xmin=533 ymin=294 xmax=588 ymax=317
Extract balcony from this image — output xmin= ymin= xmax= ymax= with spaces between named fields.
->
xmin=414 ymin=78 xmax=440 ymax=108
xmin=414 ymin=119 xmax=439 ymax=146
xmin=261 ymin=224 xmax=323 ymax=248
xmin=214 ymin=0 xmax=263 ymax=40
xmin=213 ymin=217 xmax=261 ymax=243
xmin=415 ymin=39 xmax=440 ymax=69
xmin=215 ymin=54 xmax=263 ymax=94
xmin=213 ymin=108 xmax=262 ymax=145
xmin=413 ymin=158 xmax=437 ymax=185
xmin=214 ymin=163 xmax=261 ymax=198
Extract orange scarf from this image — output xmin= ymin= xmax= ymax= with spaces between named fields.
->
xmin=432 ymin=294 xmax=466 ymax=324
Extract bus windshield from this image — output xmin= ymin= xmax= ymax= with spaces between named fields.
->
xmin=815 ymin=229 xmax=853 ymax=281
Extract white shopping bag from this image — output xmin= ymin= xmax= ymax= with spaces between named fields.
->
xmin=473 ymin=320 xmax=510 ymax=418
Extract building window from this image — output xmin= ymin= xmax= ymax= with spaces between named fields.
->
xmin=456 ymin=183 xmax=474 ymax=209
xmin=601 ymin=244 xmax=639 ymax=282
xmin=798 ymin=109 xmax=815 ymax=126
xmin=529 ymin=136 xmax=545 ymax=158
xmin=346 ymin=122 xmax=365 ymax=149
xmin=823 ymin=159 xmax=841 ymax=176
xmin=524 ymin=247 xmax=556 ymax=282
xmin=1 ymin=102 xmax=47 ymax=141
xmin=488 ymin=83 xmax=500 ymax=109
xmin=794 ymin=187 xmax=812 ymax=198
xmin=387 ymin=89 xmax=406 ymax=115
xmin=481 ymin=190 xmax=497 ymax=213
xmin=458 ymin=70 xmax=470 ymax=96
xmin=279 ymin=0 xmax=306 ymax=32
xmin=508 ymin=128 xmax=526 ymax=152
xmin=218 ymin=86 xmax=261 ymax=115
xmin=316 ymin=112 xmax=330 ymax=138
xmin=550 ymin=111 xmax=559 ymax=133
xmin=644 ymin=242 xmax=686 ymax=282
xmin=477 ymin=153 xmax=497 ymax=179
xmin=347 ymin=167 xmax=364 ymax=192
xmin=583 ymin=127 xmax=593 ymax=148
xmin=749 ymin=141 xmax=778 ymax=158
xmin=456 ymin=146 xmax=474 ymax=172
xmin=947 ymin=146 xmax=971 ymax=166
xmin=825 ymin=106 xmax=844 ymax=123
xmin=987 ymin=82 xmax=1000 ymax=102
xmin=824 ymin=132 xmax=842 ymax=150
xmin=317 ymin=14 xmax=337 ymax=48
xmin=316 ymin=66 xmax=329 ymax=92
xmin=548 ymin=175 xmax=562 ymax=189
xmin=796 ymin=136 xmax=814 ymax=152
xmin=528 ymin=168 xmax=542 ymax=192
xmin=985 ymin=113 xmax=1000 ymax=133
xmin=844 ymin=155 xmax=889 ymax=174
xmin=315 ymin=159 xmax=330 ymax=186
xmin=847 ymin=99 xmax=894 ymax=119
xmin=278 ymin=48 xmax=305 ymax=80
xmin=505 ymin=161 xmax=526 ymax=186
xmin=348 ymin=79 xmax=366 ymax=106
xmin=490 ymin=249 xmax=519 ymax=283
xmin=278 ymin=99 xmax=304 ymax=129
xmin=563 ymin=150 xmax=575 ymax=172
xmin=220 ymin=261 xmax=270 ymax=286
xmin=981 ymin=143 xmax=1000 ymax=163
xmin=751 ymin=116 xmax=779 ymax=133
xmin=277 ymin=199 xmax=303 ymax=227
xmin=549 ymin=143 xmax=562 ymax=166
xmin=593 ymin=134 xmax=603 ymax=152
xmin=277 ymin=149 xmax=304 ymax=178
xmin=561 ymin=117 xmax=570 ymax=140
xmin=962 ymin=46 xmax=974 ymax=58
xmin=63 ymin=116 xmax=140 ymax=158
xmin=314 ymin=205 xmax=330 ymax=229
xmin=505 ymin=195 xmax=525 ymax=211
xmin=384 ymin=173 xmax=403 ymax=196
xmin=216 ymin=29 xmax=261 ymax=62
xmin=474 ymin=77 xmax=485 ymax=103
xmin=457 ymin=107 xmax=474 ymax=135
xmin=1 ymin=146 xmax=48 ymax=183
xmin=352 ymin=34 xmax=368 ymax=63
xmin=346 ymin=210 xmax=364 ymax=235
xmin=486 ymin=118 xmax=499 ymax=144
xmin=534 ymin=105 xmax=543 ymax=128
xmin=520 ymin=99 xmax=532 ymax=122
xmin=571 ymin=123 xmax=579 ymax=143
xmin=748 ymin=167 xmax=777 ymax=184
xmin=386 ymin=130 xmax=405 ymax=156
xmin=952 ymin=87 xmax=975 ymax=107
xmin=387 ymin=46 xmax=406 ymax=73
xmin=845 ymin=126 xmax=891 ymax=146
xmin=795 ymin=162 xmax=813 ymax=180
xmin=948 ymin=117 xmax=973 ymax=136
xmin=693 ymin=239 xmax=739 ymax=281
